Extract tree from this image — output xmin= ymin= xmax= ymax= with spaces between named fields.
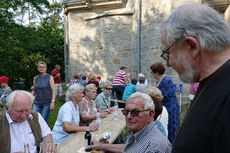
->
xmin=0 ymin=0 xmax=64 ymax=90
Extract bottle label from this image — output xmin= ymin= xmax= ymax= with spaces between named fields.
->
xmin=114 ymin=112 xmax=118 ymax=120
xmin=85 ymin=139 xmax=88 ymax=149
xmin=96 ymin=119 xmax=102 ymax=128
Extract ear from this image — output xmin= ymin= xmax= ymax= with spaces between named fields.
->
xmin=149 ymin=110 xmax=155 ymax=121
xmin=5 ymin=105 xmax=9 ymax=111
xmin=185 ymin=36 xmax=200 ymax=59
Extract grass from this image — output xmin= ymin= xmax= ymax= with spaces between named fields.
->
xmin=48 ymin=96 xmax=66 ymax=129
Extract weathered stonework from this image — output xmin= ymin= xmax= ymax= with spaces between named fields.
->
xmin=63 ymin=0 xmax=230 ymax=106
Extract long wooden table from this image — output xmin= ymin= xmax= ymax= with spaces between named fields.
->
xmin=57 ymin=108 xmax=126 ymax=153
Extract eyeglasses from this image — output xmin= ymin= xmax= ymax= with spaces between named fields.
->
xmin=121 ymin=109 xmax=150 ymax=117
xmin=160 ymin=36 xmax=184 ymax=61
xmin=105 ymin=87 xmax=113 ymax=90
xmin=38 ymin=66 xmax=46 ymax=69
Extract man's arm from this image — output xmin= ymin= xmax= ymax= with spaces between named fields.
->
xmin=88 ymin=140 xmax=125 ymax=153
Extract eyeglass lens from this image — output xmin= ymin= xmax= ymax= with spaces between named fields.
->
xmin=122 ymin=109 xmax=139 ymax=116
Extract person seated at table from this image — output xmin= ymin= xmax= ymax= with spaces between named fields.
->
xmin=146 ymin=87 xmax=169 ymax=137
xmin=136 ymin=73 xmax=148 ymax=86
xmin=0 ymin=90 xmax=56 ymax=153
xmin=69 ymin=73 xmax=81 ymax=86
xmin=122 ymin=78 xmax=137 ymax=102
xmin=95 ymin=81 xmax=113 ymax=113
xmin=135 ymin=77 xmax=148 ymax=93
xmin=89 ymin=92 xmax=172 ymax=153
xmin=87 ymin=74 xmax=99 ymax=90
xmin=79 ymin=75 xmax=87 ymax=86
xmin=78 ymin=84 xmax=107 ymax=126
xmin=52 ymin=84 xmax=98 ymax=144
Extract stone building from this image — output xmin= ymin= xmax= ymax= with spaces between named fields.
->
xmin=62 ymin=0 xmax=230 ymax=107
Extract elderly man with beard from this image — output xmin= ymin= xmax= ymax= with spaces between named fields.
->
xmin=160 ymin=3 xmax=230 ymax=153
xmin=89 ymin=92 xmax=172 ymax=153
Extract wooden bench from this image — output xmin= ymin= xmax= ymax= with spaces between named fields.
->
xmin=110 ymin=98 xmax=126 ymax=104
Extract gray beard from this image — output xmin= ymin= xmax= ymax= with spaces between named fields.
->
xmin=177 ymin=53 xmax=195 ymax=84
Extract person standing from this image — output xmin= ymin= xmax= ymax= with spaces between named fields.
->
xmin=150 ymin=62 xmax=180 ymax=144
xmin=160 ymin=3 xmax=230 ymax=152
xmin=51 ymin=65 xmax=63 ymax=97
xmin=113 ymin=66 xmax=128 ymax=101
xmin=0 ymin=76 xmax=12 ymax=111
xmin=32 ymin=62 xmax=56 ymax=123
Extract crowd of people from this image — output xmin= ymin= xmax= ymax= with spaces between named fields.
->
xmin=0 ymin=2 xmax=229 ymax=153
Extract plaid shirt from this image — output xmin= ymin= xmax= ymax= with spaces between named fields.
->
xmin=123 ymin=122 xmax=172 ymax=153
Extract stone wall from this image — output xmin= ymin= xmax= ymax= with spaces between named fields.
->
xmin=63 ymin=0 xmax=230 ymax=107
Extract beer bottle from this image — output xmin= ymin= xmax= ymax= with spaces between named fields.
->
xmin=85 ymin=124 xmax=92 ymax=152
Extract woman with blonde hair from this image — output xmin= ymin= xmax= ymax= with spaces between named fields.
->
xmin=79 ymin=84 xmax=107 ymax=125
xmin=146 ymin=87 xmax=169 ymax=137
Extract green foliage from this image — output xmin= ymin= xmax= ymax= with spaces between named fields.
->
xmin=0 ymin=0 xmax=64 ymax=90
xmin=48 ymin=96 xmax=66 ymax=129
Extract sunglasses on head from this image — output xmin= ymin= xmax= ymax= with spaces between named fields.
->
xmin=105 ymin=87 xmax=113 ymax=90
xmin=121 ymin=109 xmax=150 ymax=117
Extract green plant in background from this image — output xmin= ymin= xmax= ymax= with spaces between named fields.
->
xmin=48 ymin=96 xmax=65 ymax=129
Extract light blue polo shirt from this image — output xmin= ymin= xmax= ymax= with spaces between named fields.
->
xmin=52 ymin=101 xmax=80 ymax=144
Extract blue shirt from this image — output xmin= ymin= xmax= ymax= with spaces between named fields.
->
xmin=122 ymin=83 xmax=136 ymax=101
xmin=52 ymin=101 xmax=80 ymax=144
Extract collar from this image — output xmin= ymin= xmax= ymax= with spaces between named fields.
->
xmin=128 ymin=121 xmax=155 ymax=143
xmin=5 ymin=111 xmax=33 ymax=125
xmin=67 ymin=100 xmax=78 ymax=111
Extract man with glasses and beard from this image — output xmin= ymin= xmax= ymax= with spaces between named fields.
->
xmin=160 ymin=3 xmax=230 ymax=153
xmin=89 ymin=92 xmax=172 ymax=153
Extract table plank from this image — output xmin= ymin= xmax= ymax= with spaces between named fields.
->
xmin=57 ymin=108 xmax=126 ymax=153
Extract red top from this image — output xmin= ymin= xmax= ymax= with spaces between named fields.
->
xmin=113 ymin=70 xmax=126 ymax=86
xmin=51 ymin=69 xmax=61 ymax=83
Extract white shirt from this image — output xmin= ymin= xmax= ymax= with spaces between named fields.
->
xmin=157 ymin=106 xmax=169 ymax=137
xmin=6 ymin=111 xmax=51 ymax=153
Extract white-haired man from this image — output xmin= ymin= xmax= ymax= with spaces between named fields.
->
xmin=89 ymin=92 xmax=171 ymax=153
xmin=160 ymin=3 xmax=230 ymax=153
xmin=0 ymin=90 xmax=56 ymax=153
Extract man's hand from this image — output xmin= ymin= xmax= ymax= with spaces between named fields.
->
xmin=44 ymin=142 xmax=57 ymax=153
xmin=88 ymin=140 xmax=103 ymax=150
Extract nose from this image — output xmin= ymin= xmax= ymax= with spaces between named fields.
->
xmin=126 ymin=111 xmax=133 ymax=118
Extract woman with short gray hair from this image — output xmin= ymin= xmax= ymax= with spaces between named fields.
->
xmin=95 ymin=81 xmax=113 ymax=112
xmin=52 ymin=83 xmax=98 ymax=144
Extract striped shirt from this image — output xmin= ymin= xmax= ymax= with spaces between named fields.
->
xmin=123 ymin=121 xmax=172 ymax=153
xmin=113 ymin=70 xmax=126 ymax=86
xmin=69 ymin=78 xmax=79 ymax=85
